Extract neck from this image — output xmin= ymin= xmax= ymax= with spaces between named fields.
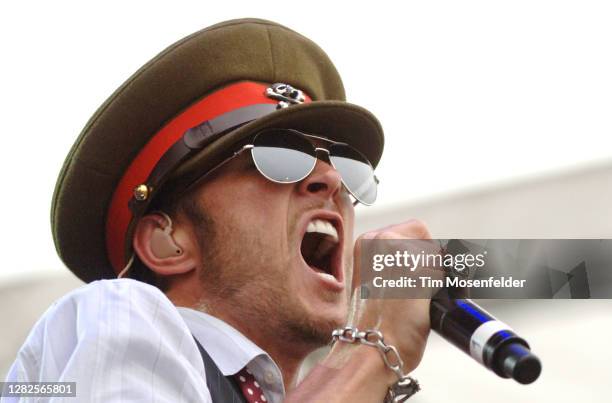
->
xmin=207 ymin=306 xmax=316 ymax=390
xmin=166 ymin=279 xmax=322 ymax=389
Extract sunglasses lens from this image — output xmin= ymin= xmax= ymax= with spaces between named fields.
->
xmin=251 ymin=130 xmax=317 ymax=183
xmin=329 ymin=145 xmax=377 ymax=205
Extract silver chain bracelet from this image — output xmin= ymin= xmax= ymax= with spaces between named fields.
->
xmin=331 ymin=326 xmax=420 ymax=402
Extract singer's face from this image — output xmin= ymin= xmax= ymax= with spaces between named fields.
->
xmin=185 ymin=151 xmax=355 ymax=347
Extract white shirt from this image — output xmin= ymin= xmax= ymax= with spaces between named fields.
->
xmin=3 ymin=279 xmax=285 ymax=403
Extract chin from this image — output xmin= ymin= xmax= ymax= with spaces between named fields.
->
xmin=305 ymin=300 xmax=348 ymax=334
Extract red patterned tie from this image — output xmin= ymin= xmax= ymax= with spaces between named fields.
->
xmin=234 ymin=367 xmax=268 ymax=403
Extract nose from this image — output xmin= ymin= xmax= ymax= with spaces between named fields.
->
xmin=297 ymin=158 xmax=343 ymax=201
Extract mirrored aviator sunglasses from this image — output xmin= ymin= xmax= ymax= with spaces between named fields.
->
xmin=240 ymin=128 xmax=379 ymax=205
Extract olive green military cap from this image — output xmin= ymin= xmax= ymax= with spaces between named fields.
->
xmin=51 ymin=18 xmax=384 ymax=283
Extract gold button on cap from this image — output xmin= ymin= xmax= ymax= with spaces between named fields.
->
xmin=133 ymin=184 xmax=149 ymax=201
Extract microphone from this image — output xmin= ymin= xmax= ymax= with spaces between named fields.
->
xmin=430 ymin=289 xmax=542 ymax=384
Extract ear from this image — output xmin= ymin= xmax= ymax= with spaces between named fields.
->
xmin=133 ymin=213 xmax=197 ymax=276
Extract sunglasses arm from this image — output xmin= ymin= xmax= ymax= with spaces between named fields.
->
xmin=210 ymin=144 xmax=254 ymax=172
xmin=176 ymin=144 xmax=254 ymax=195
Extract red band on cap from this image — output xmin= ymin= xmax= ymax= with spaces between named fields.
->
xmin=106 ymin=81 xmax=310 ymax=273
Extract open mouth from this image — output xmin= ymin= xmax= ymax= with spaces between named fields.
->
xmin=300 ymin=217 xmax=342 ymax=283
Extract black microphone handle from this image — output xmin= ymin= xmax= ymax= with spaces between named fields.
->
xmin=429 ymin=289 xmax=542 ymax=384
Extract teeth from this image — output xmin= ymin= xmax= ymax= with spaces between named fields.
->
xmin=318 ymin=272 xmax=337 ymax=282
xmin=306 ymin=219 xmax=339 ymax=243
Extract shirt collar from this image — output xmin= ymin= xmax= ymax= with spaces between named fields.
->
xmin=177 ymin=307 xmax=271 ymax=376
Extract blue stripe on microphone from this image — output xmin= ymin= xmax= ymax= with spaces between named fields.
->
xmin=456 ymin=300 xmax=490 ymax=323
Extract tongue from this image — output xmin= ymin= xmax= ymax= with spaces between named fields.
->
xmin=312 ymin=237 xmax=337 ymax=261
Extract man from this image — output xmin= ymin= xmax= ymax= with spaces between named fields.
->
xmin=5 ymin=19 xmax=435 ymax=402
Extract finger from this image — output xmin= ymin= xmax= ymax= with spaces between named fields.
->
xmin=376 ymin=219 xmax=432 ymax=240
xmin=351 ymin=219 xmax=433 ymax=291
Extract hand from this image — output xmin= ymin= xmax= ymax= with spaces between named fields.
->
xmin=346 ymin=219 xmax=442 ymax=373
xmin=286 ymin=219 xmax=442 ymax=403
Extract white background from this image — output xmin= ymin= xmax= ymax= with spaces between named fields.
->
xmin=0 ymin=0 xmax=611 ymax=280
